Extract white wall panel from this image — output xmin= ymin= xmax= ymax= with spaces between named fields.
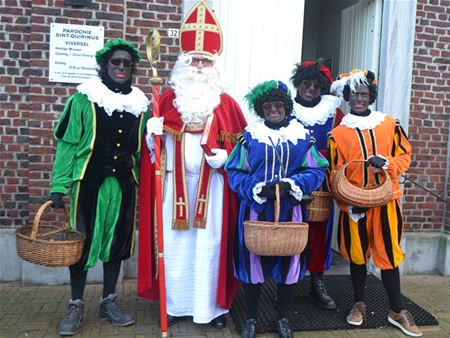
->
xmin=338 ymin=0 xmax=382 ymax=77
xmin=332 ymin=0 xmax=383 ymax=250
xmin=377 ymin=0 xmax=417 ymax=129
xmin=184 ymin=0 xmax=305 ymax=121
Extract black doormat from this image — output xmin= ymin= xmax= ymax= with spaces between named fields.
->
xmin=230 ymin=274 xmax=439 ymax=333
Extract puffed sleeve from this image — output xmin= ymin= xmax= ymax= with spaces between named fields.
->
xmin=284 ymin=139 xmax=328 ymax=199
xmin=328 ymin=134 xmax=349 ymax=212
xmin=386 ymin=121 xmax=412 ymax=178
xmin=225 ymin=134 xmax=264 ymax=212
xmin=50 ymin=94 xmax=84 ymax=195
xmin=131 ymin=108 xmax=150 ymax=183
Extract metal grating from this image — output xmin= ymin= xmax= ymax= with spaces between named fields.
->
xmin=230 ymin=274 xmax=439 ymax=333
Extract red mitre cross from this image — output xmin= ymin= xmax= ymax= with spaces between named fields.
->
xmin=180 ymin=0 xmax=223 ymax=56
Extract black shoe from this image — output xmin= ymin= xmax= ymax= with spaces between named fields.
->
xmin=58 ymin=299 xmax=84 ymax=336
xmin=310 ymin=273 xmax=337 ymax=310
xmin=210 ymin=314 xmax=227 ymax=329
xmin=240 ymin=318 xmax=256 ymax=338
xmin=167 ymin=314 xmax=177 ymax=327
xmin=276 ymin=318 xmax=293 ymax=338
xmin=98 ymin=294 xmax=135 ymax=326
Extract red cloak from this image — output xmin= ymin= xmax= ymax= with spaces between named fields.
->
xmin=137 ymin=88 xmax=247 ymax=309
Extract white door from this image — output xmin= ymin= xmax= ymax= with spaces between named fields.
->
xmin=184 ymin=0 xmax=306 ymax=121
xmin=331 ymin=0 xmax=383 ymax=252
xmin=338 ymin=0 xmax=382 ymax=79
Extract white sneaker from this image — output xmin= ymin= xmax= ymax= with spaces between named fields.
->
xmin=346 ymin=301 xmax=367 ymax=326
xmin=388 ymin=310 xmax=422 ymax=337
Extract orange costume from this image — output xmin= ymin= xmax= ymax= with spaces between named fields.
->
xmin=329 ymin=112 xmax=412 ymax=270
xmin=328 ymin=69 xmax=422 ymax=337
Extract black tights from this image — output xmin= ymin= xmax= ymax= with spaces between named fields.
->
xmin=69 ymin=266 xmax=88 ymax=301
xmin=350 ymin=262 xmax=367 ymax=303
xmin=69 ymin=260 xmax=122 ymax=300
xmin=381 ymin=267 xmax=403 ymax=313
xmin=242 ymin=282 xmax=296 ymax=320
xmin=350 ymin=262 xmax=403 ymax=313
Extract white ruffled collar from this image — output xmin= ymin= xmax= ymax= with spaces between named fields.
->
xmin=340 ymin=110 xmax=386 ymax=130
xmin=77 ymin=77 xmax=149 ymax=117
xmin=246 ymin=119 xmax=308 ymax=146
xmin=293 ymin=95 xmax=342 ymax=127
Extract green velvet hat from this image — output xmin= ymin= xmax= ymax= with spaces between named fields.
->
xmin=244 ymin=80 xmax=292 ymax=116
xmin=95 ymin=38 xmax=141 ymax=64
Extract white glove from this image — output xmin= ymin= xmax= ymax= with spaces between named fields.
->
xmin=145 ymin=117 xmax=163 ymax=163
xmin=146 ymin=117 xmax=164 ymax=136
xmin=145 ymin=133 xmax=156 ymax=163
xmin=204 ymin=148 xmax=228 ymax=169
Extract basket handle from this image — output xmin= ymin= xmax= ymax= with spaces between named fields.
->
xmin=343 ymin=159 xmax=368 ymax=168
xmin=342 ymin=159 xmax=389 ymax=186
xmin=274 ymin=184 xmax=280 ymax=223
xmin=31 ymin=200 xmax=70 ymax=240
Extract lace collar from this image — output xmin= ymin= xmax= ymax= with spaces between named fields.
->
xmin=246 ymin=118 xmax=308 ymax=146
xmin=77 ymin=77 xmax=149 ymax=117
xmin=340 ymin=110 xmax=386 ymax=130
xmin=293 ymin=95 xmax=342 ymax=127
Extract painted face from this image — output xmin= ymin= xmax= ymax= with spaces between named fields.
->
xmin=106 ymin=50 xmax=133 ymax=84
xmin=262 ymin=101 xmax=286 ymax=124
xmin=297 ymin=79 xmax=322 ymax=101
xmin=349 ymin=84 xmax=370 ymax=115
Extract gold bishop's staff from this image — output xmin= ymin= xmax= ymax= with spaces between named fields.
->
xmin=146 ymin=29 xmax=163 ymax=85
xmin=146 ymin=28 xmax=168 ymax=337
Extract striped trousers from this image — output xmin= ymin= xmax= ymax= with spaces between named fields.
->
xmin=337 ymin=199 xmax=404 ymax=270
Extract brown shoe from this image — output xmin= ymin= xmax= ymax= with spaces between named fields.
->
xmin=346 ymin=301 xmax=367 ymax=326
xmin=388 ymin=310 xmax=422 ymax=337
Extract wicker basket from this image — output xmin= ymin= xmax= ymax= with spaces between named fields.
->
xmin=244 ymin=184 xmax=309 ymax=256
xmin=308 ymin=191 xmax=333 ymax=222
xmin=331 ymin=159 xmax=393 ymax=208
xmin=15 ymin=201 xmax=85 ymax=267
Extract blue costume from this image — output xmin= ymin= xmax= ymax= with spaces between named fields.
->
xmin=225 ymin=119 xmax=328 ymax=285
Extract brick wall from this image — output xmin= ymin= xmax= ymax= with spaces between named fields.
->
xmin=0 ymin=0 xmax=31 ymax=227
xmin=1 ymin=0 xmax=449 ymax=233
xmin=1 ymin=0 xmax=182 ymax=228
xmin=404 ymin=0 xmax=450 ymax=232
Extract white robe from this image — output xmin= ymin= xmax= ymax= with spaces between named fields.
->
xmin=162 ymin=132 xmax=227 ymax=323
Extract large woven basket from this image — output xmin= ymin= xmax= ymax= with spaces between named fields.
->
xmin=331 ymin=159 xmax=393 ymax=208
xmin=307 ymin=191 xmax=333 ymax=222
xmin=16 ymin=201 xmax=85 ymax=267
xmin=244 ymin=184 xmax=309 ymax=256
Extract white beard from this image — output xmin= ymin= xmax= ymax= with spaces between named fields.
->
xmin=170 ymin=54 xmax=224 ymax=124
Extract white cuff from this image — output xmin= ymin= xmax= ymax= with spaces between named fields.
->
xmin=348 ymin=206 xmax=366 ymax=222
xmin=378 ymin=154 xmax=390 ymax=170
xmin=252 ymin=182 xmax=266 ymax=204
xmin=281 ymin=178 xmax=303 ymax=201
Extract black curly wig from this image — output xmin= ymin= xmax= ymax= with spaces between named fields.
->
xmin=290 ymin=59 xmax=331 ymax=95
xmin=342 ymin=70 xmax=378 ymax=104
xmin=253 ymin=88 xmax=294 ymax=119
xmin=97 ymin=46 xmax=139 ymax=78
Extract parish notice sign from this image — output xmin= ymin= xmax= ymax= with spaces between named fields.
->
xmin=49 ymin=23 xmax=104 ymax=83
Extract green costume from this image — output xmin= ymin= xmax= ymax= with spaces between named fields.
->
xmin=50 ymin=78 xmax=149 ymax=269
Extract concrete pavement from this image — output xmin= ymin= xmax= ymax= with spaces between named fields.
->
xmin=1 ymin=274 xmax=449 ymax=338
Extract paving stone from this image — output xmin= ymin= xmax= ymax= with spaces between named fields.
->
xmin=0 ymin=275 xmax=449 ymax=337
